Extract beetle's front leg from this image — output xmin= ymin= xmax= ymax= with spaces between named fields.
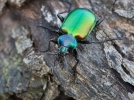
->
xmin=46 ymin=38 xmax=58 ymax=52
xmin=36 ymin=38 xmax=58 ymax=53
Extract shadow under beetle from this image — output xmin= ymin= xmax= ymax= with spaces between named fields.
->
xmin=37 ymin=7 xmax=123 ymax=83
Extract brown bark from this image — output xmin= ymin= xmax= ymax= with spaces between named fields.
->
xmin=0 ymin=0 xmax=134 ymax=100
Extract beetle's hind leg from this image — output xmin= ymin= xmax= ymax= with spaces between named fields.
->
xmin=57 ymin=1 xmax=72 ymax=22
xmin=96 ymin=18 xmax=104 ymax=26
xmin=57 ymin=11 xmax=68 ymax=22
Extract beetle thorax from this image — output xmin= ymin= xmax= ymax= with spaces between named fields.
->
xmin=58 ymin=34 xmax=77 ymax=53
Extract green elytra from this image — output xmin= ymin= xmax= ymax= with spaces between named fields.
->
xmin=58 ymin=8 xmax=97 ymax=53
xmin=61 ymin=8 xmax=97 ymax=39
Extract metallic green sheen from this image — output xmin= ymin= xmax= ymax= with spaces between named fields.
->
xmin=61 ymin=8 xmax=97 ymax=39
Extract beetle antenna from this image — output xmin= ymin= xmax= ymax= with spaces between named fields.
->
xmin=47 ymin=52 xmax=59 ymax=55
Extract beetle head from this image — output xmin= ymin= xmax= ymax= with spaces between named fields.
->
xmin=58 ymin=34 xmax=77 ymax=55
xmin=59 ymin=46 xmax=68 ymax=54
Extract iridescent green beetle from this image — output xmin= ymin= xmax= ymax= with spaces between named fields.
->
xmin=58 ymin=8 xmax=97 ymax=53
xmin=38 ymin=8 xmax=122 ymax=82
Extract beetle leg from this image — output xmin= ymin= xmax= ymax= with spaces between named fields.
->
xmin=36 ymin=38 xmax=58 ymax=53
xmin=111 ymin=0 xmax=117 ymax=11
xmin=57 ymin=1 xmax=72 ymax=22
xmin=96 ymin=18 xmax=104 ymax=26
xmin=45 ymin=38 xmax=58 ymax=52
xmin=78 ymin=37 xmax=124 ymax=44
xmin=72 ymin=49 xmax=79 ymax=83
xmin=37 ymin=22 xmax=63 ymax=35
xmin=57 ymin=11 xmax=67 ymax=22
xmin=54 ymin=57 xmax=59 ymax=66
xmin=94 ymin=0 xmax=117 ymax=26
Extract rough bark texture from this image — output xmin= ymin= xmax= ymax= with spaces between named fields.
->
xmin=0 ymin=0 xmax=134 ymax=100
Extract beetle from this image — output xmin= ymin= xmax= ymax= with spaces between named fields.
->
xmin=37 ymin=7 xmax=123 ymax=82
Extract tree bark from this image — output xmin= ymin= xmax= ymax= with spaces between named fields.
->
xmin=0 ymin=0 xmax=134 ymax=100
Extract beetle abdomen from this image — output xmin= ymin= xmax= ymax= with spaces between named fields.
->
xmin=61 ymin=8 xmax=97 ymax=39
